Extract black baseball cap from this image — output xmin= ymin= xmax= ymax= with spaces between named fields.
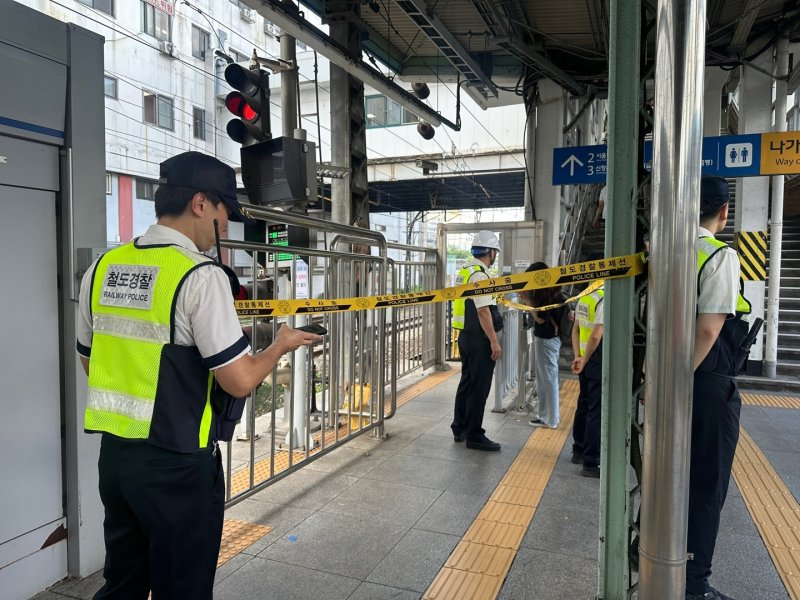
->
xmin=159 ymin=151 xmax=252 ymax=223
xmin=700 ymin=177 xmax=730 ymax=217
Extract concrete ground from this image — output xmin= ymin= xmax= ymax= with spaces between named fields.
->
xmin=33 ymin=374 xmax=793 ymax=600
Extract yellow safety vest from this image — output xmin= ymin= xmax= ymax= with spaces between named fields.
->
xmin=452 ymin=264 xmax=486 ymax=330
xmin=85 ymin=241 xmax=218 ymax=452
xmin=575 ymin=288 xmax=604 ymax=357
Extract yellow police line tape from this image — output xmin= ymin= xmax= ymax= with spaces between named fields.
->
xmin=234 ymin=253 xmax=644 ymax=318
xmin=497 ymin=279 xmax=605 ymax=312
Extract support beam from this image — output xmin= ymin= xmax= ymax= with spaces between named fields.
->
xmin=639 ymin=0 xmax=708 ymax=598
xmin=468 ymin=0 xmax=586 ymax=96
xmin=729 ymin=0 xmax=760 ymax=53
xmin=597 ymin=0 xmax=639 ymax=595
xmin=391 ymin=0 xmax=498 ymax=103
xmin=765 ymin=36 xmax=790 ymax=379
xmin=243 ymin=0 xmax=459 ymax=130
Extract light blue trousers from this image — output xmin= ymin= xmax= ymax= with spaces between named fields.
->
xmin=534 ymin=335 xmax=561 ymax=427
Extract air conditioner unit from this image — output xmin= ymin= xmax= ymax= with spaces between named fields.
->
xmin=240 ymin=7 xmax=256 ymax=23
xmin=264 ymin=22 xmax=280 ymax=37
xmin=158 ymin=40 xmax=177 ymax=58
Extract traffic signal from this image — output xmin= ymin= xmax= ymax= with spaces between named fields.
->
xmin=224 ymin=63 xmax=271 ymax=145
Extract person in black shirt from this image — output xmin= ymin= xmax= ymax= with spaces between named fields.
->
xmin=522 ymin=262 xmax=566 ymax=429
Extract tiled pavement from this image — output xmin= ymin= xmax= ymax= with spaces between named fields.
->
xmin=33 ymin=375 xmax=795 ymax=600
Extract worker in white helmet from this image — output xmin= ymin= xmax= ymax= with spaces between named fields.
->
xmin=450 ymin=230 xmax=504 ymax=452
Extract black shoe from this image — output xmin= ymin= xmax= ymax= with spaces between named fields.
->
xmin=581 ymin=465 xmax=600 ymax=478
xmin=571 ymin=453 xmax=584 ymax=464
xmin=466 ymin=436 xmax=501 ymax=452
xmin=453 ymin=433 xmax=465 ymax=443
xmin=686 ymin=587 xmax=736 ymax=600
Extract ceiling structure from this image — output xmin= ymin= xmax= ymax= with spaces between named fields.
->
xmin=282 ymin=0 xmax=799 ymax=211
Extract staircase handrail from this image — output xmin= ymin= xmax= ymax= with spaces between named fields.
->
xmin=560 ymin=184 xmax=597 ymax=267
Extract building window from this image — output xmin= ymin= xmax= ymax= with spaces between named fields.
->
xmin=141 ymin=1 xmax=171 ymax=41
xmin=191 ymin=25 xmax=210 ymax=60
xmin=230 ymin=49 xmax=249 ymax=64
xmin=193 ymin=107 xmax=206 ymax=140
xmin=78 ymin=0 xmax=113 ymax=16
xmin=104 ymin=76 xmax=118 ymax=98
xmin=105 ymin=173 xmax=112 ymax=195
xmin=365 ymin=95 xmax=417 ymax=128
xmin=136 ymin=179 xmax=158 ymax=200
xmin=375 ymin=224 xmax=387 ymax=232
xmin=143 ymin=91 xmax=174 ymax=130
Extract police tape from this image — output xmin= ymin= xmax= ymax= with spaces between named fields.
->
xmin=497 ymin=279 xmax=605 ymax=312
xmin=234 ymin=253 xmax=644 ymax=318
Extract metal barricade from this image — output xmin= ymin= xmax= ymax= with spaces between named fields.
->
xmin=219 ymin=207 xmax=399 ymax=508
xmin=385 ymin=242 xmax=438 ymax=379
xmin=492 ymin=305 xmax=522 ymax=411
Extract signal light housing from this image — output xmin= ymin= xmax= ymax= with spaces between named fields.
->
xmin=223 ymin=63 xmax=271 ymax=145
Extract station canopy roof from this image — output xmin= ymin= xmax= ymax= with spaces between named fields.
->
xmin=294 ymin=0 xmax=798 ymax=212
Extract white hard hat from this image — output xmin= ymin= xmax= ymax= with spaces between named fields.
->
xmin=471 ymin=230 xmax=501 ymax=251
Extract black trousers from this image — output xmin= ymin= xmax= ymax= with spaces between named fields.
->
xmin=572 ymin=359 xmax=602 ymax=467
xmin=452 ymin=331 xmax=496 ymax=440
xmin=686 ymin=372 xmax=741 ymax=595
xmin=94 ymin=435 xmax=225 ymax=600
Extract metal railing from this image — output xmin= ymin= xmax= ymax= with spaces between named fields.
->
xmin=559 ymin=184 xmax=598 ymax=268
xmin=492 ymin=304 xmax=524 ymax=411
xmin=218 ymin=207 xmax=407 ymax=508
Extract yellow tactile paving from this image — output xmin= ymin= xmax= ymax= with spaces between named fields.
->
xmin=741 ymin=392 xmax=800 ymax=410
xmin=217 ymin=518 xmax=272 ymax=567
xmin=423 ymin=379 xmax=580 ymax=600
xmin=445 ymin=542 xmax=517 ymax=576
xmin=732 ymin=427 xmax=800 ymax=599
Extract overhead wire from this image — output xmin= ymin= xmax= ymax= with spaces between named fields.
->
xmin=54 ymin=0 xmax=502 ymax=208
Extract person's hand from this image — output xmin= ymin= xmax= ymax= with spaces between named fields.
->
xmin=571 ymin=356 xmax=585 ymax=375
xmin=274 ymin=324 xmax=322 ymax=353
xmin=490 ymin=340 xmax=502 ymax=361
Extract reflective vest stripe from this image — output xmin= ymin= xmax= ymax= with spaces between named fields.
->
xmin=93 ymin=314 xmax=170 ymax=343
xmin=87 ymin=388 xmax=154 ymax=422
xmin=452 ymin=264 xmax=486 ymax=330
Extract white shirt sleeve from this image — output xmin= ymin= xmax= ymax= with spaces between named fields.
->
xmin=469 ymin=270 xmax=496 ymax=309
xmin=176 ymin=264 xmax=251 ymax=369
xmin=697 ymin=246 xmax=739 ymax=316
xmin=594 ymin=299 xmax=604 ymax=326
xmin=76 ymin=260 xmax=100 ymax=357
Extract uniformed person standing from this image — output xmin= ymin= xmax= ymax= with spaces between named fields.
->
xmin=686 ymin=177 xmax=750 ymax=600
xmin=570 ymin=279 xmax=605 ymax=478
xmin=451 ymin=230 xmax=503 ymax=451
xmin=76 ymin=152 xmax=322 ymax=599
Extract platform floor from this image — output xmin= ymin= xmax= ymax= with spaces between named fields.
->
xmin=34 ymin=371 xmax=798 ymax=600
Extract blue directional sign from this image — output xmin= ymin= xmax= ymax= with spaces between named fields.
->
xmin=552 ymin=144 xmax=608 ymax=185
xmin=555 ymin=134 xmax=768 ymax=185
xmin=642 ymin=134 xmax=762 ymax=177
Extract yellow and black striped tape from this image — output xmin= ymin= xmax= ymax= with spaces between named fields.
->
xmin=235 ymin=254 xmax=643 ymax=318
xmin=735 ymin=230 xmax=768 ymax=281
xmin=498 ymin=279 xmax=605 ymax=312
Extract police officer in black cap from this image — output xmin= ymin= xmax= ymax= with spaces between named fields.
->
xmin=686 ymin=176 xmax=750 ymax=600
xmin=76 ymin=151 xmax=322 ymax=599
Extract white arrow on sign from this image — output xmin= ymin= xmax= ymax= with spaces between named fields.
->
xmin=560 ymin=154 xmax=584 ymax=176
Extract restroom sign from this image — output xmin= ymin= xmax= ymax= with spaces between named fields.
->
xmin=761 ymin=132 xmax=800 ymax=175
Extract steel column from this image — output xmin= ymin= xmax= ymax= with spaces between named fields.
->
xmin=639 ymin=0 xmax=708 ymax=597
xmin=765 ymin=36 xmax=789 ymax=379
xmin=280 ymin=28 xmax=298 ymax=139
xmin=597 ymin=0 xmax=639 ymax=596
